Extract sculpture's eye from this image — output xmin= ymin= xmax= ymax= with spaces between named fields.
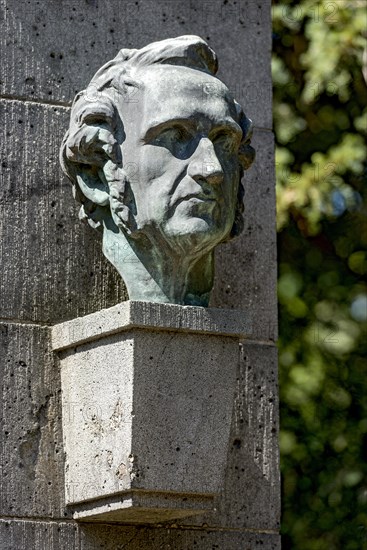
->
xmin=148 ymin=124 xmax=194 ymax=159
xmin=212 ymin=131 xmax=240 ymax=154
xmin=155 ymin=125 xmax=192 ymax=146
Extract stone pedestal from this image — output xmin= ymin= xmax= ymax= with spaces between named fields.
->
xmin=51 ymin=301 xmax=251 ymax=524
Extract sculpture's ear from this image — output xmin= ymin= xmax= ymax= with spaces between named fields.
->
xmin=237 ymin=108 xmax=256 ymax=171
xmin=60 ymin=95 xmax=122 ymax=227
xmin=225 ymin=103 xmax=256 ymax=242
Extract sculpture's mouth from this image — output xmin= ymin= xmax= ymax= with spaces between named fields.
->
xmin=186 ymin=194 xmax=215 ymax=202
xmin=175 ymin=193 xmax=217 ymax=206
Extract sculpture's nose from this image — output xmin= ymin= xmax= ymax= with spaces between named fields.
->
xmin=187 ymin=137 xmax=224 ymax=186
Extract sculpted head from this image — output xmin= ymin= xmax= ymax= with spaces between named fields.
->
xmin=60 ymin=35 xmax=255 ymax=306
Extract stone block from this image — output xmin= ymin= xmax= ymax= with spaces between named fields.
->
xmin=0 ymin=98 xmax=127 ymax=324
xmin=0 ymin=520 xmax=79 ymax=550
xmin=52 ymin=302 xmax=250 ymax=523
xmin=51 ymin=300 xmax=252 ymax=351
xmin=168 ymin=341 xmax=280 ymax=531
xmin=220 ymin=341 xmax=280 ymax=530
xmin=211 ymin=128 xmax=277 ymax=341
xmin=0 ymin=323 xmax=67 ymax=519
xmin=0 ymin=0 xmax=272 ymax=129
xmin=78 ymin=523 xmax=280 ymax=549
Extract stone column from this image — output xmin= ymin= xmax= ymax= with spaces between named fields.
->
xmin=0 ymin=1 xmax=279 ymax=548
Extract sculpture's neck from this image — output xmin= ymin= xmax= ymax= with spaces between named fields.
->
xmin=102 ymin=222 xmax=213 ymax=306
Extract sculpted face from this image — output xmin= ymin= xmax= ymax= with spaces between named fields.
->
xmin=61 ymin=36 xmax=255 ymax=305
xmin=116 ymin=65 xmax=242 ymax=254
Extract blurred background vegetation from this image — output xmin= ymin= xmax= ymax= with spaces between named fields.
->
xmin=272 ymin=1 xmax=367 ymax=548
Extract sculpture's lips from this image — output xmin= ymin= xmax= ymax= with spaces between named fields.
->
xmin=175 ymin=193 xmax=217 ymax=206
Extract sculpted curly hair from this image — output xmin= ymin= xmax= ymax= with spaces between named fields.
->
xmin=60 ymin=35 xmax=255 ymax=239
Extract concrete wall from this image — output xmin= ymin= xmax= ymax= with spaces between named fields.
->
xmin=0 ymin=0 xmax=279 ymax=548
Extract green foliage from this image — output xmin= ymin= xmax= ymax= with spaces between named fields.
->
xmin=273 ymin=1 xmax=367 ymax=548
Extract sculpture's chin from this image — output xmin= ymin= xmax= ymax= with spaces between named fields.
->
xmin=162 ymin=216 xmax=230 ymax=253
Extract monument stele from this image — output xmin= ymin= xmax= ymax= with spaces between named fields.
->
xmin=60 ymin=35 xmax=255 ymax=306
